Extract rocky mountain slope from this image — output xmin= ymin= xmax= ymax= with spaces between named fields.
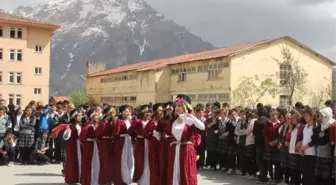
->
xmin=11 ymin=0 xmax=214 ymax=95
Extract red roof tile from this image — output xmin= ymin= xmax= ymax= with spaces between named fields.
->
xmin=0 ymin=12 xmax=60 ymax=31
xmin=49 ymin=96 xmax=70 ymax=103
xmin=88 ymin=36 xmax=334 ymax=77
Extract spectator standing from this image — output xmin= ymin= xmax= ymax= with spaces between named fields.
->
xmin=18 ymin=106 xmax=36 ymax=164
xmin=0 ymin=107 xmax=12 ymax=139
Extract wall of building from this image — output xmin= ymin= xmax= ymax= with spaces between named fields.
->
xmin=154 ymin=68 xmax=171 ymax=103
xmin=168 ymin=58 xmax=231 ymax=105
xmin=87 ymin=70 xmax=157 ymax=107
xmin=230 ymin=39 xmax=333 ymax=108
xmin=0 ymin=24 xmax=52 ymax=106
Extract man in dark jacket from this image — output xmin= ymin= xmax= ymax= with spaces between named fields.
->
xmin=253 ymin=107 xmax=270 ymax=183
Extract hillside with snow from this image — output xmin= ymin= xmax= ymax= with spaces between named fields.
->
xmin=11 ymin=0 xmax=214 ymax=95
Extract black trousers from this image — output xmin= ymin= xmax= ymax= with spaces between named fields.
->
xmin=267 ymin=160 xmax=281 ymax=181
xmin=196 ymin=146 xmax=205 ymax=168
xmin=256 ymin=147 xmax=267 ymax=181
xmin=315 ymin=178 xmax=333 ymax=185
xmin=61 ymin=138 xmax=67 ymax=168
xmin=206 ymin=150 xmax=217 ymax=168
xmin=243 ymin=146 xmax=256 ymax=175
xmin=301 ymin=155 xmax=316 ymax=185
xmin=19 ymin=147 xmax=33 ymax=163
xmin=282 ymin=167 xmax=290 ymax=183
xmin=0 ymin=147 xmax=14 ymax=165
xmin=53 ymin=136 xmax=62 ymax=161
xmin=218 ymin=153 xmax=226 ymax=169
xmin=226 ymin=152 xmax=236 ymax=170
xmin=35 ymin=153 xmax=50 ymax=163
xmin=237 ymin=145 xmax=245 ymax=173
xmin=290 ymin=169 xmax=302 ymax=185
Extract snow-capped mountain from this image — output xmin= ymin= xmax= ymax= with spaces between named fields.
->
xmin=11 ymin=0 xmax=214 ymax=95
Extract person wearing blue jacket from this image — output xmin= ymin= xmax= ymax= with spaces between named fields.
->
xmin=39 ymin=105 xmax=51 ymax=133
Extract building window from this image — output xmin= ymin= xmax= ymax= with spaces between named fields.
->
xmin=0 ymin=26 xmax=3 ymax=37
xmin=17 ymin=49 xmax=22 ymax=61
xmin=10 ymin=28 xmax=15 ymax=38
xmin=130 ymin=96 xmax=137 ymax=102
xmin=0 ymin=48 xmax=2 ymax=60
xmin=16 ymin=72 xmax=22 ymax=84
xmin=34 ymin=88 xmax=42 ymax=95
xmin=279 ymin=95 xmax=290 ymax=107
xmin=35 ymin=45 xmax=42 ymax=53
xmin=35 ymin=67 xmax=42 ymax=75
xmin=218 ymin=93 xmax=230 ymax=101
xmin=15 ymin=94 xmax=21 ymax=106
xmin=0 ymin=71 xmax=2 ymax=83
xmin=8 ymin=94 xmax=14 ymax=105
xmin=8 ymin=72 xmax=14 ymax=83
xmin=9 ymin=49 xmax=15 ymax=61
xmin=208 ymin=70 xmax=218 ymax=80
xmin=17 ymin=28 xmax=23 ymax=39
xmin=280 ymin=64 xmax=291 ymax=85
xmin=178 ymin=69 xmax=187 ymax=82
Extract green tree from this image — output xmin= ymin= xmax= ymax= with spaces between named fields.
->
xmin=233 ymin=77 xmax=277 ymax=108
xmin=273 ymin=46 xmax=308 ymax=105
xmin=311 ymin=81 xmax=332 ymax=108
xmin=69 ymin=89 xmax=90 ymax=107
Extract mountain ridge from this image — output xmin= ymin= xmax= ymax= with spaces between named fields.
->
xmin=11 ymin=0 xmax=214 ymax=95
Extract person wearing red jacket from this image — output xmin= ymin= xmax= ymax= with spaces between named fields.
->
xmin=263 ymin=108 xmax=282 ymax=184
xmin=330 ymin=120 xmax=336 ymax=181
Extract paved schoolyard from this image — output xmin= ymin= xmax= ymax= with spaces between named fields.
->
xmin=0 ymin=164 xmax=253 ymax=185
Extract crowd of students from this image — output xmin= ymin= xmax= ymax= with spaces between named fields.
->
xmin=197 ymin=101 xmax=336 ymax=185
xmin=0 ymin=96 xmax=335 ymax=185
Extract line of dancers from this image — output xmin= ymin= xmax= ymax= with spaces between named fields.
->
xmin=51 ymin=94 xmax=204 ymax=185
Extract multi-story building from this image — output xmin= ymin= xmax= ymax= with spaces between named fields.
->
xmin=0 ymin=12 xmax=59 ymax=106
xmin=86 ymin=36 xmax=334 ymax=108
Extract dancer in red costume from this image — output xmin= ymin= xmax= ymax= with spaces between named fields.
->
xmin=143 ymin=103 xmax=165 ymax=185
xmin=96 ymin=105 xmax=117 ymax=185
xmin=132 ymin=104 xmax=153 ymax=185
xmin=160 ymin=101 xmax=174 ymax=185
xmin=61 ymin=109 xmax=83 ymax=184
xmin=79 ymin=109 xmax=100 ymax=185
xmin=113 ymin=105 xmax=135 ymax=185
xmin=164 ymin=94 xmax=205 ymax=185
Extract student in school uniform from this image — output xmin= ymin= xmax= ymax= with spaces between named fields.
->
xmin=194 ymin=104 xmax=206 ymax=170
xmin=225 ymin=109 xmax=239 ymax=175
xmin=313 ymin=107 xmax=333 ymax=185
xmin=287 ymin=110 xmax=304 ymax=185
xmin=32 ymin=130 xmax=51 ymax=165
xmin=277 ymin=112 xmax=291 ymax=184
xmin=253 ymin=108 xmax=269 ymax=183
xmin=18 ymin=106 xmax=36 ymax=165
xmin=243 ymin=110 xmax=257 ymax=179
xmin=263 ymin=108 xmax=282 ymax=184
xmin=235 ymin=110 xmax=248 ymax=176
xmin=300 ymin=108 xmax=318 ymax=185
xmin=204 ymin=102 xmax=221 ymax=170
xmin=216 ymin=109 xmax=230 ymax=172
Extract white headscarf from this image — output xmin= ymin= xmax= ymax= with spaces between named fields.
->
xmin=319 ymin=107 xmax=335 ymax=131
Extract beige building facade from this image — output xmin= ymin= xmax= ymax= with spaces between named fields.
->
xmin=86 ymin=36 xmax=334 ymax=108
xmin=0 ymin=13 xmax=59 ymax=107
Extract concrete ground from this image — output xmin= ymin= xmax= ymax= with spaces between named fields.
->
xmin=0 ymin=164 xmax=254 ymax=185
